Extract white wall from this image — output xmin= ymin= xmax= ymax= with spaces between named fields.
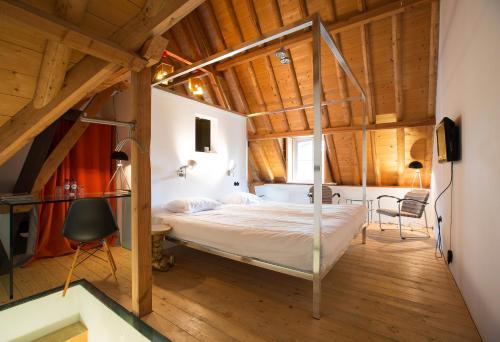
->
xmin=0 ymin=142 xmax=31 ymax=193
xmin=149 ymin=89 xmax=247 ymax=209
xmin=256 ymin=184 xmax=432 ymax=227
xmin=432 ymin=1 xmax=500 ymax=340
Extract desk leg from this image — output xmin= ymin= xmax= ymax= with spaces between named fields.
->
xmin=9 ymin=206 xmax=13 ymax=300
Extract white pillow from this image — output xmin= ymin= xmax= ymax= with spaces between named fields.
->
xmin=222 ymin=192 xmax=262 ymax=205
xmin=164 ymin=197 xmax=220 ymax=213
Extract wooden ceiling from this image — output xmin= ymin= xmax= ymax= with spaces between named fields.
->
xmin=0 ymin=0 xmax=438 ymax=188
xmin=163 ymin=0 xmax=438 ymax=188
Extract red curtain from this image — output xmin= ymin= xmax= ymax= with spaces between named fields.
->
xmin=35 ymin=121 xmax=114 ymax=259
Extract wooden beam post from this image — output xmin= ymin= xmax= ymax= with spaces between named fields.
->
xmin=131 ymin=68 xmax=152 ymax=317
xmin=427 ymin=0 xmax=439 ymax=117
xmin=0 ymin=0 xmax=201 ymax=166
xmin=392 ymin=13 xmax=405 ymax=185
xmin=31 ymin=86 xmax=117 ymax=193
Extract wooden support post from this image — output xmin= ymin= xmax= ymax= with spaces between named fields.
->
xmin=392 ymin=13 xmax=405 ymax=186
xmin=358 ymin=0 xmax=376 ymax=125
xmin=131 ymin=68 xmax=152 ymax=317
xmin=370 ymin=131 xmax=381 ymax=185
xmin=427 ymin=0 xmax=439 ymax=117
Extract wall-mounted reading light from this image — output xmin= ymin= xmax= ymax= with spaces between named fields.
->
xmin=178 ymin=160 xmax=197 ymax=178
xmin=227 ymin=160 xmax=236 ymax=177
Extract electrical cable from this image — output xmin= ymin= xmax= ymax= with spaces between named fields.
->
xmin=434 ymin=162 xmax=454 ymax=258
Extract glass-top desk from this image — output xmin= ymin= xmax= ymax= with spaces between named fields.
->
xmin=0 ymin=191 xmax=131 ymax=302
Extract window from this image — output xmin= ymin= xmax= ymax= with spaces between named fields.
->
xmin=287 ymin=137 xmax=325 ymax=183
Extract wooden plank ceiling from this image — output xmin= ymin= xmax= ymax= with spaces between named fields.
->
xmin=0 ymin=0 xmax=437 ymax=188
xmin=162 ymin=0 xmax=438 ymax=188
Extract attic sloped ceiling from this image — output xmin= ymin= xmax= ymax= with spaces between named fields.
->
xmin=163 ymin=0 xmax=438 ymax=188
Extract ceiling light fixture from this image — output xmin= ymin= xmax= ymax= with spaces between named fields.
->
xmin=275 ymin=48 xmax=290 ymax=64
xmin=153 ymin=63 xmax=174 ymax=84
xmin=188 ymin=77 xmax=204 ymax=95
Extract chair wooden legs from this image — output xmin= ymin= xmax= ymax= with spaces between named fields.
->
xmin=63 ymin=245 xmax=81 ymax=297
xmin=103 ymin=240 xmax=118 ymax=282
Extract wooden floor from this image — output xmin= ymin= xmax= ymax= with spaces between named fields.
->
xmin=1 ymin=225 xmax=481 ymax=341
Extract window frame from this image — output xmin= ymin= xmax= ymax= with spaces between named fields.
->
xmin=286 ymin=136 xmax=325 ymax=184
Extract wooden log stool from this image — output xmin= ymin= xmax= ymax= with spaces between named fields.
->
xmin=151 ymin=224 xmax=174 ymax=271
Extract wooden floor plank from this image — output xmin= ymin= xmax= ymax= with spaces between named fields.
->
xmin=1 ymin=225 xmax=481 ymax=341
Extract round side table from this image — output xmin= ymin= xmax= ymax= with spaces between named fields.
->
xmin=152 ymin=224 xmax=174 ymax=271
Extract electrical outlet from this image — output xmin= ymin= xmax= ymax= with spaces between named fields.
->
xmin=233 ymin=181 xmax=240 ymax=186
xmin=447 ymin=250 xmax=453 ymax=264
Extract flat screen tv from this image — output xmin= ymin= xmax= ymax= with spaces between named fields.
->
xmin=436 ymin=117 xmax=460 ymax=163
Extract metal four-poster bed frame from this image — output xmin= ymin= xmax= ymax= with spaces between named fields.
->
xmin=152 ymin=13 xmax=368 ymax=319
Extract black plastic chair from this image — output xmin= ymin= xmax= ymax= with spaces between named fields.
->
xmin=62 ymin=198 xmax=118 ymax=296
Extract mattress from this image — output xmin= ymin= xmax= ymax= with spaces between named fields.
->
xmin=154 ymin=201 xmax=367 ymax=273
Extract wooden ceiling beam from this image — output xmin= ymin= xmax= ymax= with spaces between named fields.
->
xmin=271 ymin=0 xmax=309 ymax=130
xmin=392 ymin=13 xmax=405 ymax=186
xmin=428 ymin=0 xmax=439 ymax=117
xmin=357 ymin=0 xmax=376 ymax=125
xmin=215 ymin=0 xmax=431 ymax=72
xmin=0 ymin=0 xmax=202 ymax=166
xmin=250 ymin=142 xmax=274 ymax=182
xmin=325 ymin=134 xmax=342 ymax=185
xmin=352 ymin=133 xmax=361 ymax=185
xmin=329 ymin=7 xmax=352 ymax=126
xmin=223 ymin=0 xmax=276 ymax=136
xmin=33 ymin=0 xmax=87 ymax=109
xmin=196 ymin=2 xmax=256 ymax=135
xmin=245 ymin=0 xmax=290 ymax=132
xmin=0 ymin=0 xmax=148 ymax=71
xmin=31 ymin=85 xmax=119 ymax=193
xmin=248 ymin=118 xmax=435 ymax=141
xmin=370 ymin=131 xmax=381 ymax=186
xmin=186 ymin=13 xmax=231 ymax=109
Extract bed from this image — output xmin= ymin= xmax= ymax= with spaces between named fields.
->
xmin=154 ymin=201 xmax=367 ymax=280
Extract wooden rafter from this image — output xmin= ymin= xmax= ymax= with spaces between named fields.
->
xmin=185 ymin=13 xmax=231 ymax=109
xmin=0 ymin=0 xmax=148 ymax=72
xmin=248 ymin=118 xmax=435 ymax=141
xmin=222 ymin=0 xmax=276 ymax=136
xmin=329 ymin=5 xmax=352 ymax=126
xmin=428 ymin=0 xmax=439 ymax=117
xmin=215 ymin=0 xmax=431 ymax=72
xmin=33 ymin=0 xmax=87 ymax=109
xmin=172 ymin=21 xmax=215 ymax=104
xmin=272 ymin=0 xmax=309 ymax=130
xmin=392 ymin=13 xmax=405 ymax=185
xmin=325 ymin=134 xmax=342 ymax=184
xmin=352 ymin=133 xmax=361 ymax=185
xmin=245 ymin=0 xmax=290 ymax=132
xmin=250 ymin=142 xmax=274 ymax=182
xmin=196 ymin=2 xmax=256 ymax=135
xmin=370 ymin=131 xmax=381 ymax=185
xmin=0 ymin=0 xmax=203 ymax=166
xmin=31 ymin=85 xmax=119 ymax=193
xmin=357 ymin=0 xmax=376 ymax=125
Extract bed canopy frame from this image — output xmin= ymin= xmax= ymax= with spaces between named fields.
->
xmin=153 ymin=13 xmax=367 ymax=319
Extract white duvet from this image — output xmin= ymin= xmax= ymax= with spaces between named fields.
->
xmin=154 ymin=201 xmax=367 ymax=273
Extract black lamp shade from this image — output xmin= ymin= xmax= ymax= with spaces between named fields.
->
xmin=111 ymin=151 xmax=129 ymax=161
xmin=409 ymin=161 xmax=423 ymax=169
